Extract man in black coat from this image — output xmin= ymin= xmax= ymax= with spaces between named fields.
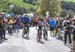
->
xmin=0 ymin=17 xmax=7 ymax=42
xmin=64 ymin=19 xmax=72 ymax=45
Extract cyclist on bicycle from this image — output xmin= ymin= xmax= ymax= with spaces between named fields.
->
xmin=42 ymin=20 xmax=48 ymax=40
xmin=22 ymin=14 xmax=30 ymax=39
xmin=37 ymin=18 xmax=43 ymax=42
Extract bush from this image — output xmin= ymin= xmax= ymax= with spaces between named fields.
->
xmin=9 ymin=6 xmax=27 ymax=15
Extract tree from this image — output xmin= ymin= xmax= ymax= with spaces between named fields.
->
xmin=23 ymin=0 xmax=33 ymax=4
xmin=23 ymin=0 xmax=26 ymax=2
xmin=37 ymin=0 xmax=61 ymax=17
xmin=0 ymin=0 xmax=9 ymax=12
xmin=28 ymin=0 xmax=33 ymax=4
xmin=62 ymin=1 xmax=75 ymax=11
xmin=10 ymin=6 xmax=27 ymax=15
xmin=60 ymin=9 xmax=68 ymax=17
xmin=33 ymin=0 xmax=38 ymax=5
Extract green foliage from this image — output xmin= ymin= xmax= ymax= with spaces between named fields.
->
xmin=9 ymin=6 xmax=27 ymax=14
xmin=0 ymin=0 xmax=9 ymax=12
xmin=64 ymin=0 xmax=75 ymax=2
xmin=37 ymin=0 xmax=61 ymax=17
xmin=62 ymin=1 xmax=75 ymax=11
xmin=9 ymin=0 xmax=35 ymax=12
xmin=60 ymin=9 xmax=75 ymax=17
xmin=60 ymin=9 xmax=68 ymax=17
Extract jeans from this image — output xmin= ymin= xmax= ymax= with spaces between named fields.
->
xmin=0 ymin=29 xmax=3 ymax=40
xmin=8 ymin=26 xmax=13 ymax=34
xmin=13 ymin=24 xmax=19 ymax=32
xmin=0 ymin=29 xmax=5 ymax=40
xmin=73 ymin=30 xmax=75 ymax=41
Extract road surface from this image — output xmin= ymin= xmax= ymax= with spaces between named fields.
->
xmin=0 ymin=27 xmax=70 ymax=52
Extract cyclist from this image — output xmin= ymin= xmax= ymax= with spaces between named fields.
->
xmin=64 ymin=17 xmax=72 ymax=45
xmin=22 ymin=14 xmax=30 ymax=39
xmin=37 ymin=18 xmax=43 ymax=42
xmin=42 ymin=20 xmax=48 ymax=40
